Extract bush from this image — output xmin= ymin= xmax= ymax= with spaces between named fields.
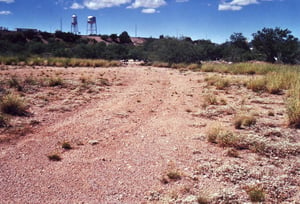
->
xmin=0 ymin=94 xmax=28 ymax=116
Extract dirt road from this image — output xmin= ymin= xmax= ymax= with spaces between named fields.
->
xmin=0 ymin=66 xmax=299 ymax=203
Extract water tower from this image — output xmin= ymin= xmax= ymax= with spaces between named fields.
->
xmin=71 ymin=14 xmax=79 ymax=34
xmin=87 ymin=16 xmax=97 ymax=35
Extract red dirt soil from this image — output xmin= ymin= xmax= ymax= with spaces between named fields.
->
xmin=0 ymin=66 xmax=299 ymax=203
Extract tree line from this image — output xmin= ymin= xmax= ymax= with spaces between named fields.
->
xmin=0 ymin=27 xmax=299 ymax=64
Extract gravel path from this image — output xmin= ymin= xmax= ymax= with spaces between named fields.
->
xmin=0 ymin=66 xmax=299 ymax=203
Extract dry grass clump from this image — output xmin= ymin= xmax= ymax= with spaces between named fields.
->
xmin=99 ymin=78 xmax=111 ymax=86
xmin=7 ymin=76 xmax=23 ymax=91
xmin=286 ymin=82 xmax=300 ymax=128
xmin=197 ymin=194 xmax=210 ymax=204
xmin=206 ymin=126 xmax=240 ymax=148
xmin=245 ymin=185 xmax=265 ymax=202
xmin=201 ymin=62 xmax=285 ymax=75
xmin=0 ymin=94 xmax=28 ymax=116
xmin=160 ymin=170 xmax=182 ymax=184
xmin=166 ymin=171 xmax=182 ymax=181
xmin=286 ymin=97 xmax=300 ymax=128
xmin=216 ymin=130 xmax=240 ymax=148
xmin=246 ymin=77 xmax=267 ymax=92
xmin=206 ymin=126 xmax=299 ymax=157
xmin=202 ymin=94 xmax=218 ymax=108
xmin=47 ymin=153 xmax=62 ymax=161
xmin=247 ymin=71 xmax=299 ymax=94
xmin=226 ymin=148 xmax=240 ymax=158
xmin=186 ymin=63 xmax=201 ymax=71
xmin=152 ymin=61 xmax=170 ymax=68
xmin=206 ymin=126 xmax=221 ymax=143
xmin=48 ymin=77 xmax=64 ymax=87
xmin=0 ymin=113 xmax=8 ymax=127
xmin=0 ymin=57 xmax=121 ymax=67
xmin=234 ymin=114 xmax=257 ymax=129
xmin=239 ymin=134 xmax=300 ymax=157
xmin=79 ymin=75 xmax=94 ymax=86
xmin=205 ymin=75 xmax=230 ymax=89
xmin=62 ymin=141 xmax=72 ymax=150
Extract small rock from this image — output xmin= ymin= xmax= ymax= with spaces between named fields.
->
xmin=88 ymin=140 xmax=99 ymax=145
xmin=182 ymin=195 xmax=197 ymax=203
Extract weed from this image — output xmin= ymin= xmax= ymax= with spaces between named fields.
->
xmin=216 ymin=130 xmax=240 ymax=148
xmin=8 ymin=76 xmax=23 ymax=91
xmin=234 ymin=115 xmax=257 ymax=129
xmin=215 ymin=78 xmax=230 ymax=90
xmin=197 ymin=195 xmax=210 ymax=204
xmin=226 ymin=148 xmax=240 ymax=158
xmin=245 ymin=185 xmax=265 ymax=202
xmin=62 ymin=141 xmax=72 ymax=150
xmin=286 ymin=83 xmax=300 ymax=128
xmin=185 ymin=108 xmax=192 ymax=113
xmin=207 ymin=126 xmax=241 ymax=148
xmin=160 ymin=176 xmax=169 ymax=184
xmin=0 ymin=113 xmax=8 ymax=127
xmin=0 ymin=94 xmax=28 ymax=116
xmin=79 ymin=75 xmax=94 ymax=85
xmin=206 ymin=126 xmax=221 ymax=143
xmin=220 ymin=98 xmax=227 ymax=105
xmin=167 ymin=171 xmax=181 ymax=181
xmin=202 ymin=94 xmax=218 ymax=108
xmin=24 ymin=76 xmax=38 ymax=85
xmin=187 ymin=63 xmax=201 ymax=71
xmin=247 ymin=77 xmax=267 ymax=92
xmin=99 ymin=78 xmax=111 ymax=86
xmin=48 ymin=77 xmax=64 ymax=87
xmin=47 ymin=153 xmax=62 ymax=161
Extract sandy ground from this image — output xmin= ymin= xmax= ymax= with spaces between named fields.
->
xmin=0 ymin=66 xmax=299 ymax=203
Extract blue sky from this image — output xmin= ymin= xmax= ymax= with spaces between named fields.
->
xmin=0 ymin=0 xmax=299 ymax=43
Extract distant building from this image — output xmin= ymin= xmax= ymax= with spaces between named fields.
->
xmin=16 ymin=28 xmax=38 ymax=32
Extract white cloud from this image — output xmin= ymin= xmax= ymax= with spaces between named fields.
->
xmin=176 ymin=0 xmax=189 ymax=2
xmin=230 ymin=0 xmax=258 ymax=6
xmin=142 ymin=8 xmax=157 ymax=14
xmin=70 ymin=2 xmax=84 ymax=9
xmin=218 ymin=4 xmax=242 ymax=10
xmin=83 ymin=0 xmax=131 ymax=10
xmin=0 ymin=0 xmax=14 ymax=3
xmin=0 ymin=10 xmax=11 ymax=15
xmin=218 ymin=0 xmax=260 ymax=11
xmin=129 ymin=0 xmax=166 ymax=9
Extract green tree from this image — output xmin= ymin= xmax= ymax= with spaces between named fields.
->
xmin=119 ymin=31 xmax=132 ymax=44
xmin=230 ymin=33 xmax=249 ymax=50
xmin=220 ymin=33 xmax=252 ymax=62
xmin=252 ymin=27 xmax=299 ymax=63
